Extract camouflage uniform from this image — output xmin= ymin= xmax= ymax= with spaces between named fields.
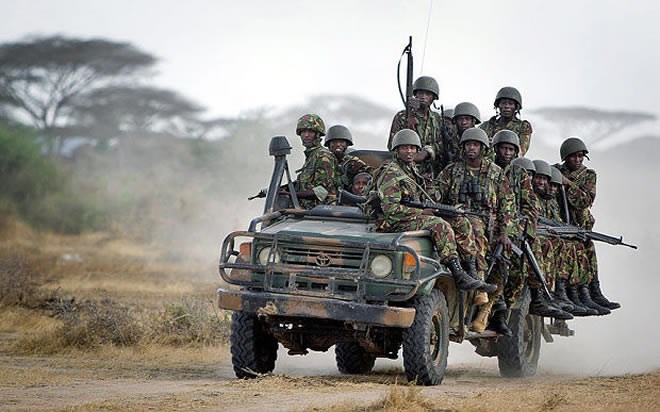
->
xmin=558 ymin=163 xmax=598 ymax=285
xmin=372 ymin=157 xmax=460 ymax=262
xmin=295 ymin=145 xmax=340 ymax=209
xmin=480 ymin=117 xmax=533 ymax=158
xmin=436 ymin=160 xmax=517 ymax=286
xmin=388 ymin=110 xmax=450 ymax=177
xmin=337 ymin=154 xmax=374 ymax=191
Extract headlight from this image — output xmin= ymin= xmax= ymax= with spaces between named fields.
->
xmin=258 ymin=247 xmax=281 ymax=265
xmin=370 ymin=254 xmax=393 ymax=278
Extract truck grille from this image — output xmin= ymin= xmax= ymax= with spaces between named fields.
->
xmin=279 ymin=243 xmax=364 ymax=269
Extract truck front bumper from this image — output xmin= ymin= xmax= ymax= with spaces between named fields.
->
xmin=217 ymin=288 xmax=415 ymax=328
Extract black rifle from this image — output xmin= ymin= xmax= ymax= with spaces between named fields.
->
xmin=520 ymin=238 xmax=553 ymax=299
xmin=439 ymin=104 xmax=454 ymax=168
xmin=485 ymin=242 xmax=509 ymax=282
xmin=401 ymin=198 xmax=488 ymax=219
xmin=559 ymin=185 xmax=571 ymax=225
xmin=537 ymin=217 xmax=637 ymax=249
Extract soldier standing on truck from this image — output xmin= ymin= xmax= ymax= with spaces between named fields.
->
xmin=480 ymin=87 xmax=533 ymax=157
xmin=387 ymin=76 xmax=445 ymax=178
xmin=557 ymin=137 xmax=619 ymax=312
xmin=282 ymin=114 xmax=340 ymax=209
xmin=324 ymin=124 xmax=374 ymax=191
xmin=492 ymin=132 xmax=571 ymax=322
xmin=372 ymin=129 xmax=497 ymax=293
xmin=435 ymin=128 xmax=517 ymax=334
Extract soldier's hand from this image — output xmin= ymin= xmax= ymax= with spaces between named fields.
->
xmin=414 ymin=150 xmax=430 ymax=163
xmin=498 ymin=234 xmax=512 ymax=252
xmin=562 ymin=175 xmax=572 ymax=185
xmin=421 ymin=208 xmax=435 ymax=216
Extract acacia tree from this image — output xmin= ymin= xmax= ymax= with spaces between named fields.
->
xmin=0 ymin=35 xmax=156 ymax=154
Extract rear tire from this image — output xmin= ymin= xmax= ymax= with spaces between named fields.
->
xmin=230 ymin=311 xmax=278 ymax=379
xmin=402 ymin=289 xmax=449 ymax=385
xmin=335 ymin=342 xmax=376 ymax=374
xmin=497 ymin=288 xmax=542 ymax=377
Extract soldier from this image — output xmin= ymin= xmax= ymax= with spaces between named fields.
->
xmin=480 ymin=87 xmax=533 ymax=156
xmin=372 ymin=129 xmax=497 ymax=293
xmin=558 ymin=137 xmax=619 ymax=312
xmin=493 ymin=132 xmax=571 ymax=321
xmin=387 ymin=76 xmax=448 ymax=177
xmin=350 ymin=172 xmax=372 ymax=196
xmin=436 ymin=128 xmax=517 ymax=334
xmin=285 ymin=114 xmax=340 ymax=209
xmin=446 ymin=102 xmax=482 ymax=164
xmin=324 ymin=124 xmax=374 ymax=192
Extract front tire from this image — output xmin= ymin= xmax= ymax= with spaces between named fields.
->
xmin=335 ymin=342 xmax=376 ymax=374
xmin=402 ymin=289 xmax=449 ymax=385
xmin=496 ymin=288 xmax=542 ymax=377
xmin=230 ymin=311 xmax=278 ymax=379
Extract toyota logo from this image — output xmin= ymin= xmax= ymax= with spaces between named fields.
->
xmin=315 ymin=253 xmax=331 ymax=267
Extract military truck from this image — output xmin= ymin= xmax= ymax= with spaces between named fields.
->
xmin=217 ymin=136 xmax=567 ymax=385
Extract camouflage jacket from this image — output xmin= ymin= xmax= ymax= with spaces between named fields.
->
xmin=479 ymin=115 xmax=533 ymax=157
xmin=337 ymin=154 xmax=374 ymax=190
xmin=388 ymin=109 xmax=451 ymax=177
xmin=539 ymin=196 xmax=563 ymax=222
xmin=504 ymin=163 xmax=540 ymax=238
xmin=295 ymin=145 xmax=339 ymax=209
xmin=557 ymin=164 xmax=596 ymax=230
xmin=436 ymin=159 xmax=517 ymax=238
xmin=371 ymin=158 xmax=434 ymax=230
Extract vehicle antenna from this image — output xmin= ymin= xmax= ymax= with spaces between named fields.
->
xmin=419 ymin=0 xmax=434 ymax=74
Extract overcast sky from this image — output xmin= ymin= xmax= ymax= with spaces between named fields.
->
xmin=3 ymin=0 xmax=660 ymax=120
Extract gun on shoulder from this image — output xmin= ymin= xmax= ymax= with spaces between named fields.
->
xmin=537 ymin=217 xmax=637 ymax=249
xmin=401 ymin=198 xmax=488 ymax=219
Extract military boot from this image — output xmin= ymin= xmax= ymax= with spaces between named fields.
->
xmin=462 ymin=259 xmax=480 ymax=280
xmin=529 ymin=287 xmax=573 ymax=320
xmin=589 ymin=279 xmax=621 ymax=310
xmin=567 ymin=284 xmax=598 ymax=316
xmin=487 ymin=309 xmax=513 ymax=337
xmin=578 ymin=285 xmax=611 ymax=315
xmin=553 ymin=279 xmax=578 ymax=313
xmin=555 ymin=279 xmax=589 ymax=317
xmin=471 ymin=300 xmax=494 ymax=333
xmin=446 ymin=258 xmax=497 ymax=293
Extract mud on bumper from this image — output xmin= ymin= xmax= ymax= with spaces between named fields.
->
xmin=217 ymin=288 xmax=415 ymax=328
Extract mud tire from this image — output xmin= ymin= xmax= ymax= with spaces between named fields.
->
xmin=497 ymin=288 xmax=542 ymax=377
xmin=335 ymin=342 xmax=376 ymax=374
xmin=230 ymin=311 xmax=278 ymax=379
xmin=402 ymin=289 xmax=449 ymax=385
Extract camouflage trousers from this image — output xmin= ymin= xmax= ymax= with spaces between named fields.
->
xmin=505 ymin=237 xmax=546 ymax=306
xmin=446 ymin=216 xmax=478 ymax=262
xmin=572 ymin=239 xmax=597 ymax=286
xmin=391 ymin=215 xmax=458 ymax=263
xmin=465 ymin=216 xmax=489 ymax=280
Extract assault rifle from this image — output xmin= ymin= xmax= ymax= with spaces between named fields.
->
xmin=537 ymin=217 xmax=637 ymax=249
xmin=401 ymin=198 xmax=488 ymax=219
xmin=439 ymin=104 xmax=454 ymax=167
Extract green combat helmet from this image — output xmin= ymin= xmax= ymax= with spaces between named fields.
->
xmin=532 ymin=159 xmax=552 ymax=178
xmin=453 ymin=102 xmax=482 ymax=124
xmin=324 ymin=124 xmax=353 ymax=147
xmin=296 ymin=114 xmax=326 ymax=136
xmin=560 ymin=136 xmax=589 ymax=160
xmin=550 ymin=166 xmax=563 ymax=185
xmin=391 ymin=129 xmax=422 ymax=150
xmin=413 ymin=76 xmax=439 ymax=99
xmin=512 ymin=157 xmax=536 ymax=173
xmin=492 ymin=129 xmax=520 ymax=151
xmin=443 ymin=108 xmax=454 ymax=119
xmin=494 ymin=86 xmax=523 ymax=109
xmin=459 ymin=127 xmax=489 ymax=147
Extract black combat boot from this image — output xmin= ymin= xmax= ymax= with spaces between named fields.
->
xmin=487 ymin=309 xmax=513 ymax=337
xmin=578 ymin=285 xmax=611 ymax=315
xmin=566 ymin=284 xmax=598 ymax=316
xmin=529 ymin=287 xmax=573 ymax=320
xmin=589 ymin=279 xmax=621 ymax=310
xmin=446 ymin=258 xmax=497 ymax=293
xmin=462 ymin=259 xmax=480 ymax=280
xmin=553 ymin=278 xmax=582 ymax=315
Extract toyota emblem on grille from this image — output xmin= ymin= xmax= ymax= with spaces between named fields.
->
xmin=315 ymin=253 xmax=331 ymax=267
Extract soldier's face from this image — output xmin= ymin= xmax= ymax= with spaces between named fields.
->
xmin=454 ymin=115 xmax=476 ymax=134
xmin=300 ymin=129 xmax=318 ymax=148
xmin=498 ymin=98 xmax=517 ymax=118
xmin=533 ymin=174 xmax=549 ymax=193
xmin=414 ymin=90 xmax=435 ymax=108
xmin=328 ymin=139 xmax=348 ymax=156
xmin=396 ymin=145 xmax=418 ymax=164
xmin=495 ymin=143 xmax=517 ymax=165
xmin=351 ymin=175 xmax=371 ymax=196
xmin=548 ymin=183 xmax=559 ymax=196
xmin=565 ymin=152 xmax=585 ymax=171
xmin=463 ymin=141 xmax=482 ymax=161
